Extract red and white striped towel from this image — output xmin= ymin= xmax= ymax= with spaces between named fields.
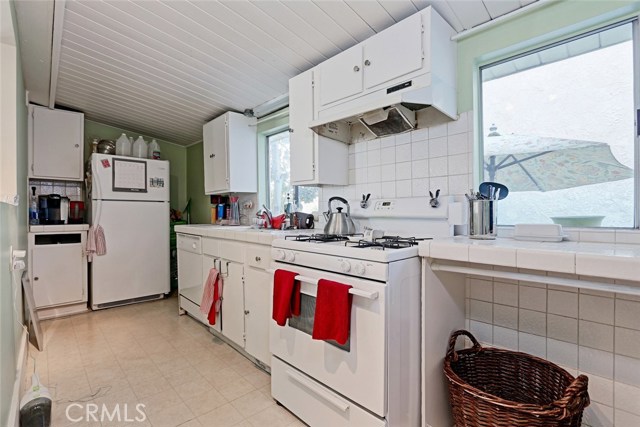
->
xmin=86 ymin=225 xmax=107 ymax=262
xmin=200 ymin=268 xmax=221 ymax=325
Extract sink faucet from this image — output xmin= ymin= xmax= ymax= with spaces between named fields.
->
xmin=261 ymin=205 xmax=273 ymax=228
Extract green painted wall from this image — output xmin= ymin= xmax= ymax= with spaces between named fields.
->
xmin=186 ymin=142 xmax=211 ymax=224
xmin=457 ymin=0 xmax=640 ymax=112
xmin=1 ymin=1 xmax=28 ymax=423
xmin=84 ymin=120 xmax=188 ymax=210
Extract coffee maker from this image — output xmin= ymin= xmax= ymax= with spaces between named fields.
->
xmin=38 ymin=194 xmax=64 ymax=225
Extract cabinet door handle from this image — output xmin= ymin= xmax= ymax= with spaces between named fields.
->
xmin=255 ymin=256 xmax=261 ymax=262
xmin=34 ymin=277 xmax=39 ymax=281
xmin=74 ymin=144 xmax=80 ymax=148
xmin=353 ymin=65 xmax=360 ymax=72
xmin=288 ymin=128 xmax=294 ymax=133
xmin=364 ymin=59 xmax=371 ymax=66
xmin=244 ymin=310 xmax=250 ymax=315
xmin=209 ymin=153 xmax=215 ymax=158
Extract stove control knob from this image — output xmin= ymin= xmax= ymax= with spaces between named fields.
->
xmin=354 ymin=263 xmax=366 ymax=275
xmin=340 ymin=260 xmax=351 ymax=273
xmin=285 ymin=251 xmax=296 ymax=262
xmin=274 ymin=250 xmax=285 ymax=261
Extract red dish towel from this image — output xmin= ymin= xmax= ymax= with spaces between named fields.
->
xmin=272 ymin=269 xmax=301 ymax=326
xmin=312 ymin=279 xmax=353 ymax=345
xmin=200 ymin=268 xmax=221 ymax=326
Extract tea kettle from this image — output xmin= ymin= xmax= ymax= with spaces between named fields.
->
xmin=323 ymin=197 xmax=356 ymax=235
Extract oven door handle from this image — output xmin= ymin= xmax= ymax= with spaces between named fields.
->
xmin=286 ymin=369 xmax=350 ymax=412
xmin=268 ymin=270 xmax=379 ymax=300
xmin=295 ymin=275 xmax=379 ymax=300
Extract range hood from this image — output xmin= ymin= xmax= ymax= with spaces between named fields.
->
xmin=309 ymin=76 xmax=457 ymax=143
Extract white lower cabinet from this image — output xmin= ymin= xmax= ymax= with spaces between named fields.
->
xmin=28 ymin=231 xmax=88 ymax=319
xmin=220 ymin=260 xmax=245 ymax=348
xmin=244 ymin=267 xmax=271 ymax=367
xmin=176 ymin=233 xmax=272 ymax=367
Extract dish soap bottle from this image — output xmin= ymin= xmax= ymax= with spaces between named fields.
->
xmin=132 ymin=136 xmax=147 ymax=158
xmin=115 ymin=133 xmax=131 ymax=156
xmin=148 ymin=139 xmax=161 ymax=159
xmin=29 ymin=187 xmax=39 ymax=225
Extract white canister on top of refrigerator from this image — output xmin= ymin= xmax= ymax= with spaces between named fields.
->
xmin=132 ymin=136 xmax=147 ymax=158
xmin=148 ymin=139 xmax=161 ymax=160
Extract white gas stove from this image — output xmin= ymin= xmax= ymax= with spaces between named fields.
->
xmin=269 ymin=197 xmax=456 ymax=427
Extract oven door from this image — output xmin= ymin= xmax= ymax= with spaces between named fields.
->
xmin=270 ymin=262 xmax=387 ymax=417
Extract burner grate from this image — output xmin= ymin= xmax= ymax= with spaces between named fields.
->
xmin=344 ymin=236 xmax=433 ymax=250
xmin=285 ymin=233 xmax=362 ymax=243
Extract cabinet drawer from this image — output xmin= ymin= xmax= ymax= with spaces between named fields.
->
xmin=245 ymin=245 xmax=271 ymax=269
xmin=219 ymin=241 xmax=244 ymax=263
xmin=271 ymin=358 xmax=385 ymax=427
xmin=202 ymin=238 xmax=219 ymax=256
xmin=177 ymin=234 xmax=202 ymax=254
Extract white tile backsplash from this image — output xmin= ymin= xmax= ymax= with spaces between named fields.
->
xmin=579 ymin=346 xmax=614 ymax=379
xmin=615 ymin=299 xmax=640 ymax=331
xmin=579 ymin=320 xmax=614 ymax=352
xmin=580 ymin=294 xmax=615 ymax=325
xmin=428 ymin=136 xmax=448 ymax=158
xmin=464 ymin=275 xmax=640 ymax=427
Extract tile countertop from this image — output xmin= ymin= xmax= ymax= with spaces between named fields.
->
xmin=418 ymin=236 xmax=640 ymax=282
xmin=174 ymin=224 xmax=306 ymax=245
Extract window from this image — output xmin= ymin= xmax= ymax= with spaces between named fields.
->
xmin=266 ymin=130 xmax=319 ymax=214
xmin=480 ymin=20 xmax=637 ymax=228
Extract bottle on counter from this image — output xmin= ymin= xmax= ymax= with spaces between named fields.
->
xmin=148 ymin=139 xmax=161 ymax=160
xmin=115 ymin=133 xmax=132 ymax=156
xmin=91 ymin=138 xmax=99 ymax=154
xmin=132 ymin=136 xmax=147 ymax=158
xmin=29 ymin=186 xmax=39 ymax=225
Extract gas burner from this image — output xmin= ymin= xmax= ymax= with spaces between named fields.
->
xmin=286 ymin=234 xmax=362 ymax=243
xmin=345 ymin=236 xmax=433 ymax=250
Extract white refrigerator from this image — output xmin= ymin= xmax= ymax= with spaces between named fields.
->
xmin=89 ymin=153 xmax=170 ymax=310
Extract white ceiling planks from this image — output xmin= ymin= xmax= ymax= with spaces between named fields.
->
xmin=281 ymin=1 xmax=359 ymax=51
xmin=344 ymin=1 xmax=395 ymax=33
xmin=251 ymin=1 xmax=343 ymax=60
xmin=47 ymin=0 xmax=539 ymax=145
xmin=378 ymin=1 xmax=420 ymax=23
xmin=446 ymin=0 xmax=492 ymax=30
xmin=311 ymin=1 xmax=377 ymax=43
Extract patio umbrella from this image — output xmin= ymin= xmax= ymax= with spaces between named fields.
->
xmin=484 ymin=132 xmax=634 ymax=192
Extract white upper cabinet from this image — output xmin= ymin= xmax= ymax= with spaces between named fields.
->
xmin=29 ymin=105 xmax=84 ymax=181
xmin=310 ymin=7 xmax=457 ymax=122
xmin=317 ymin=46 xmax=363 ymax=107
xmin=363 ymin=13 xmax=423 ymax=90
xmin=289 ymin=70 xmax=348 ymax=186
xmin=203 ymin=112 xmax=257 ymax=194
xmin=315 ymin=12 xmax=424 ymax=109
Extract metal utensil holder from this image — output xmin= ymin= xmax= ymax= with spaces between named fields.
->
xmin=468 ymin=199 xmax=497 ymax=240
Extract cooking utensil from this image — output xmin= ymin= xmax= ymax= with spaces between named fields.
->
xmin=295 ymin=212 xmax=315 ymax=229
xmin=97 ymin=139 xmax=116 ymax=154
xmin=479 ymin=182 xmax=509 ymax=200
xmin=323 ymin=196 xmax=356 ymax=235
xmin=262 ymin=204 xmax=273 ymax=226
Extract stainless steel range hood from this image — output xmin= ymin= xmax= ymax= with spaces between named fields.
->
xmin=309 ymin=77 xmax=457 ymax=143
xmin=358 ymin=105 xmax=416 ymax=138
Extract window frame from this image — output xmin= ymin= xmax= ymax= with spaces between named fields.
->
xmin=475 ymin=17 xmax=640 ymax=229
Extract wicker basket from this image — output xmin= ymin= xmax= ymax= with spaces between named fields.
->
xmin=444 ymin=330 xmax=590 ymax=427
